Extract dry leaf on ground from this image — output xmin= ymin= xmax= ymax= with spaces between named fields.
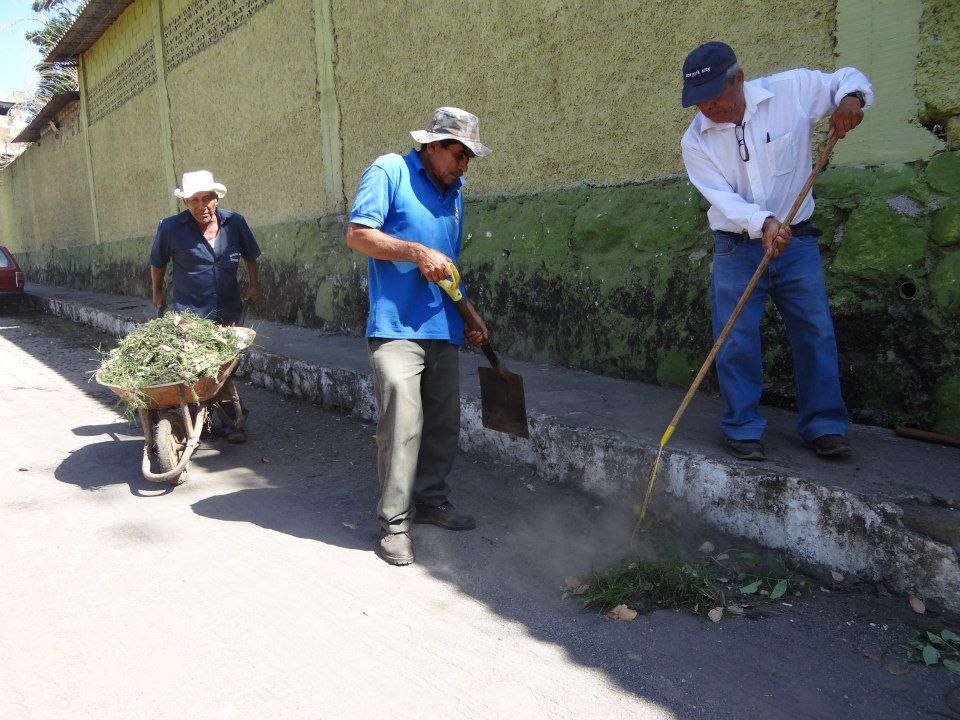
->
xmin=341 ymin=521 xmax=357 ymax=530
xmin=909 ymin=595 xmax=926 ymax=614
xmin=698 ymin=541 xmax=715 ymax=553
xmin=830 ymin=570 xmax=844 ymax=582
xmin=715 ymin=552 xmax=729 ymax=561
xmin=260 ymin=457 xmax=269 ymax=463
xmin=819 ymin=586 xmax=831 ymax=593
xmin=863 ymin=652 xmax=881 ymax=661
xmin=605 ymin=604 xmax=638 ymax=621
xmin=887 ymin=665 xmax=910 ymax=676
xmin=708 ymin=607 xmax=723 ymax=622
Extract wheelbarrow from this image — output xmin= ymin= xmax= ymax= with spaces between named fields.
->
xmin=98 ymin=327 xmax=256 ymax=485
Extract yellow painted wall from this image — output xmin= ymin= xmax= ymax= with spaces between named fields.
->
xmin=84 ymin=0 xmax=153 ymax=89
xmin=0 ymin=156 xmax=38 ymax=251
xmin=2 ymin=0 xmax=952 ymax=253
xmin=333 ymin=0 xmax=836 ymax=197
xmin=164 ymin=0 xmax=327 ymax=226
xmin=24 ymin=111 xmax=95 ymax=249
xmin=87 ymin=86 xmax=170 ymax=243
xmin=0 ymin=107 xmax=93 ymax=252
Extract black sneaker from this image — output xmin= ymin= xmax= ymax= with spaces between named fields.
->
xmin=378 ymin=530 xmax=414 ymax=565
xmin=723 ymin=436 xmax=766 ymax=461
xmin=413 ymin=502 xmax=477 ymax=531
xmin=808 ymin=434 xmax=852 ymax=457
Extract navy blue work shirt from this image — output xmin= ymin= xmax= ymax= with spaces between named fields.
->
xmin=149 ymin=208 xmax=261 ymax=325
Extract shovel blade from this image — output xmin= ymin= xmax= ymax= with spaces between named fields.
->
xmin=478 ymin=365 xmax=529 ymax=438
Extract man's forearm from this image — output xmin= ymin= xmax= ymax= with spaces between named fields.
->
xmin=150 ymin=265 xmax=165 ymax=294
xmin=346 ymin=224 xmax=426 ymax=263
xmin=243 ymin=259 xmax=259 ymax=290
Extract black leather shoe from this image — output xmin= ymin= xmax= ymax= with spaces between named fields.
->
xmin=808 ymin=434 xmax=852 ymax=457
xmin=413 ymin=502 xmax=477 ymax=531
xmin=723 ymin=436 xmax=766 ymax=461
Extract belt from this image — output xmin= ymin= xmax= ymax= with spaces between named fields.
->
xmin=715 ymin=221 xmax=819 ymax=242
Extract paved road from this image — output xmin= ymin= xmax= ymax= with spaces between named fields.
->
xmin=1 ymin=310 xmax=956 ymax=719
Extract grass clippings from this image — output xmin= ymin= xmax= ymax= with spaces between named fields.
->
xmin=577 ymin=558 xmax=718 ymax=616
xmin=96 ymin=311 xmax=248 ymax=415
xmin=575 ymin=551 xmax=812 ymax=620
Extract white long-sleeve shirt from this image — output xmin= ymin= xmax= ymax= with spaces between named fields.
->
xmin=680 ymin=67 xmax=873 ymax=238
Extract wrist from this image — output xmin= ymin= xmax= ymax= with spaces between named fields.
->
xmin=842 ymin=91 xmax=865 ymax=108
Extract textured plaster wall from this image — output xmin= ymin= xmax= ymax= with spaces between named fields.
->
xmin=82 ymin=0 xmax=168 ymax=244
xmin=333 ymin=0 xmax=835 ymax=197
xmin=164 ymin=0 xmax=328 ymax=226
xmin=0 ymin=109 xmax=93 ymax=253
xmin=87 ymin=87 xmax=170 ymax=243
xmin=20 ymin=115 xmax=94 ymax=250
xmin=82 ymin=0 xmax=153 ymax=89
xmin=916 ymin=0 xmax=960 ymax=148
xmin=833 ymin=0 xmax=943 ymax=166
xmin=0 ymin=157 xmax=36 ymax=250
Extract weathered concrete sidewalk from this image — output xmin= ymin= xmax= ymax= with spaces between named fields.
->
xmin=27 ymin=283 xmax=960 ymax=609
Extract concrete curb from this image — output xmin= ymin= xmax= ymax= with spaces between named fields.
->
xmin=34 ymin=292 xmax=960 ymax=609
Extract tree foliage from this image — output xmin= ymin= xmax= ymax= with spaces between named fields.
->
xmin=23 ymin=0 xmax=82 ymax=118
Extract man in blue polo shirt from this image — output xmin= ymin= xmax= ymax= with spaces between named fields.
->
xmin=347 ymin=107 xmax=492 ymax=566
xmin=150 ymin=170 xmax=261 ymax=325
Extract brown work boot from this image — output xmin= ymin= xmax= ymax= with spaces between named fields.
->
xmin=723 ymin=436 xmax=766 ymax=461
xmin=414 ymin=502 xmax=477 ymax=531
xmin=808 ymin=434 xmax=852 ymax=457
xmin=378 ymin=530 xmax=414 ymax=566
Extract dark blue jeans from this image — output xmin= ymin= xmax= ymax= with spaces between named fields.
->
xmin=711 ymin=230 xmax=848 ymax=443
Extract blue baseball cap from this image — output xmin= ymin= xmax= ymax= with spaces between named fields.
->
xmin=681 ymin=41 xmax=738 ymax=107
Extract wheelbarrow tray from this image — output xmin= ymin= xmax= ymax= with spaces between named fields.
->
xmin=98 ymin=327 xmax=256 ymax=410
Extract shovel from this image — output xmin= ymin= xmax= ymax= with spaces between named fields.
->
xmin=437 ymin=264 xmax=529 ymax=438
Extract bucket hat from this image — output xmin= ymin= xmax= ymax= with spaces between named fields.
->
xmin=410 ymin=107 xmax=492 ymax=157
xmin=175 ymin=170 xmax=227 ymax=199
xmin=681 ymin=41 xmax=738 ymax=108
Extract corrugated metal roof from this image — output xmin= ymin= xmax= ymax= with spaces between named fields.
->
xmin=12 ymin=92 xmax=82 ymax=143
xmin=45 ymin=0 xmax=136 ymax=63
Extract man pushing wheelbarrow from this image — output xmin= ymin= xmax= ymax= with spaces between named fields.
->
xmin=149 ymin=170 xmax=262 ymax=443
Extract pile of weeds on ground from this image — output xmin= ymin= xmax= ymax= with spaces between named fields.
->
xmin=572 ymin=545 xmax=811 ymax=621
xmin=95 ymin=311 xmax=248 ymax=416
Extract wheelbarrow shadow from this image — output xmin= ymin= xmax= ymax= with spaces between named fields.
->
xmin=56 ymin=421 xmax=177 ymax=496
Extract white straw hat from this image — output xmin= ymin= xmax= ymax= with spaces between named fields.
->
xmin=175 ymin=170 xmax=227 ymax=199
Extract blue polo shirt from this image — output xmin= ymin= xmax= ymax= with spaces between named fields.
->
xmin=349 ymin=149 xmax=466 ymax=344
xmin=150 ymin=208 xmax=261 ymax=325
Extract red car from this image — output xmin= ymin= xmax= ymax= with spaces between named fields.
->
xmin=0 ymin=245 xmax=25 ymax=307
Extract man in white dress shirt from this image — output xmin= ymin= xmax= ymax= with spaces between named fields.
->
xmin=679 ymin=41 xmax=872 ymax=461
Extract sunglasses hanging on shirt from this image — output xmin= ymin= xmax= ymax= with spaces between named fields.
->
xmin=735 ymin=122 xmax=749 ymax=162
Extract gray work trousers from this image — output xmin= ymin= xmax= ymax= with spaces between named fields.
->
xmin=367 ymin=338 xmax=460 ymax=532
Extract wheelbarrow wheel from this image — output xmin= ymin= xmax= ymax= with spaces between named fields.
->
xmin=154 ymin=411 xmax=187 ymax=485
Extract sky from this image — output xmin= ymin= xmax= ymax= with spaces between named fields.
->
xmin=0 ymin=0 xmax=44 ymax=99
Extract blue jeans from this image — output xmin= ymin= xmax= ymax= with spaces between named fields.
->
xmin=711 ymin=230 xmax=848 ymax=443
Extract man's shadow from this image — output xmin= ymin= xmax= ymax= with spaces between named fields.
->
xmin=190 ymin=485 xmax=371 ymax=552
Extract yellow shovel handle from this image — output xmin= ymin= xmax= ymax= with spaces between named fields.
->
xmin=435 ymin=262 xmax=462 ymax=302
